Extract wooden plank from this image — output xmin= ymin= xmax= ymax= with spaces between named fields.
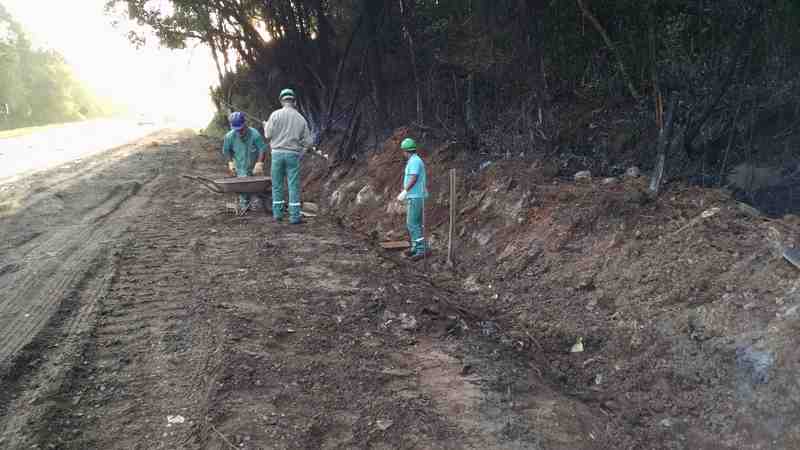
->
xmin=380 ymin=241 xmax=410 ymax=250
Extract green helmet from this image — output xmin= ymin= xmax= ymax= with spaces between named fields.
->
xmin=279 ymin=88 xmax=296 ymax=101
xmin=400 ymin=138 xmax=417 ymax=151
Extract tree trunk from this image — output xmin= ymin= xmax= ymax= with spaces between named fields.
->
xmin=364 ymin=0 xmax=389 ymax=127
xmin=650 ymin=96 xmax=677 ymax=194
xmin=208 ymin=36 xmax=225 ymax=88
xmin=649 ymin=0 xmax=662 ymax=129
xmin=520 ymin=0 xmax=552 ymax=131
xmin=341 ymin=112 xmax=363 ymax=162
xmin=321 ymin=13 xmax=364 ymax=139
xmin=576 ymin=0 xmax=640 ymax=99
xmin=314 ymin=0 xmax=335 ymax=89
xmin=399 ymin=0 xmax=423 ymax=125
xmin=683 ymin=7 xmax=761 ymax=158
xmin=465 ymin=73 xmax=479 ymax=150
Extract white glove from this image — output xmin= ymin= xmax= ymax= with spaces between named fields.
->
xmin=253 ymin=161 xmax=265 ymax=176
xmin=303 ymin=146 xmax=319 ymax=161
xmin=396 ymin=190 xmax=408 ymax=201
xmin=227 ymin=161 xmax=236 ymax=176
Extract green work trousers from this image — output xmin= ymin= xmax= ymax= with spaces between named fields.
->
xmin=271 ymin=151 xmax=301 ymax=222
xmin=406 ymin=197 xmax=427 ymax=254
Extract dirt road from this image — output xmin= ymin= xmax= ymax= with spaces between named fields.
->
xmin=0 ymin=132 xmax=608 ymax=449
xmin=0 ymin=119 xmax=163 ymax=182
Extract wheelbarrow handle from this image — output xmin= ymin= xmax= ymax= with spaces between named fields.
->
xmin=181 ymin=175 xmax=224 ymax=194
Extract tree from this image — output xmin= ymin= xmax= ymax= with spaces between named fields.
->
xmin=109 ymin=0 xmax=800 ymax=182
xmin=0 ymin=4 xmax=116 ymax=130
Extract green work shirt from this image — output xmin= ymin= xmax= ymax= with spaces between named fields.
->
xmin=222 ymin=127 xmax=267 ymax=175
xmin=403 ymin=153 xmax=428 ymax=199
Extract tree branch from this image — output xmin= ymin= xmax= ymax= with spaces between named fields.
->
xmin=576 ymin=0 xmax=640 ymax=99
xmin=683 ymin=7 xmax=762 ymax=158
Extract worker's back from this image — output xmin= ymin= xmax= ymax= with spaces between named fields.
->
xmin=264 ymin=106 xmax=311 ymax=152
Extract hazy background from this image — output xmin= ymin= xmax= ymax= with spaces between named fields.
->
xmin=2 ymin=0 xmax=217 ymax=128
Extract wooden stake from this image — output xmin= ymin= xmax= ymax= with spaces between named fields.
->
xmin=447 ymin=168 xmax=457 ymax=267
xmin=649 ymin=96 xmax=676 ymax=195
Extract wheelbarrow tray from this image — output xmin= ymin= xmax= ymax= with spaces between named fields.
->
xmin=213 ymin=176 xmax=272 ymax=193
xmin=182 ymin=175 xmax=271 ymax=194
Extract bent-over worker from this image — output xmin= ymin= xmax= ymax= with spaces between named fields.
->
xmin=222 ymin=111 xmax=267 ymax=213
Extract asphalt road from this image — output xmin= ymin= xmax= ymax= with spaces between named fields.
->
xmin=0 ymin=119 xmax=164 ymax=182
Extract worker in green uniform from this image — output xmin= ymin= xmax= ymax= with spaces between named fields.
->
xmin=396 ymin=138 xmax=429 ymax=260
xmin=222 ymin=111 xmax=267 ymax=213
xmin=263 ymin=88 xmax=313 ymax=224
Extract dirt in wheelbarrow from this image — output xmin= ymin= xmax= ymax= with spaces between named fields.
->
xmin=0 ymin=130 xmax=613 ymax=449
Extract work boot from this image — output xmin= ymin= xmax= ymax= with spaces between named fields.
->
xmin=409 ymin=249 xmax=431 ymax=261
xmin=289 ymin=217 xmax=304 ymax=225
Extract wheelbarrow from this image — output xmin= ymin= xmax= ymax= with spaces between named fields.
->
xmin=182 ymin=175 xmax=272 ymax=195
xmin=181 ymin=175 xmax=318 ymax=217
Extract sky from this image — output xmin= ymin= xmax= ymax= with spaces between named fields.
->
xmin=2 ymin=0 xmax=218 ymax=128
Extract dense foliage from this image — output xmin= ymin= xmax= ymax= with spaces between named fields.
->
xmin=112 ymin=0 xmax=800 ymax=176
xmin=0 ymin=4 xmax=117 ymax=130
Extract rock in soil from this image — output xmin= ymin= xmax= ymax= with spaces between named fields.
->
xmin=574 ymin=170 xmax=592 ymax=182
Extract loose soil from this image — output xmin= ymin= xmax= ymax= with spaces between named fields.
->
xmin=2 ymin=127 xmax=799 ymax=449
xmin=0 ymin=131 xmax=606 ymax=449
xmin=302 ymin=128 xmax=800 ymax=449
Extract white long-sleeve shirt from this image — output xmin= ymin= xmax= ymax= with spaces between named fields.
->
xmin=263 ymin=105 xmax=313 ymax=153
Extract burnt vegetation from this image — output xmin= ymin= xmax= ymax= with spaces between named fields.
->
xmin=113 ymin=0 xmax=800 ymax=214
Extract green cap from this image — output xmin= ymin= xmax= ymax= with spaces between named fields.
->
xmin=400 ymin=138 xmax=417 ymax=151
xmin=279 ymin=88 xmax=296 ymax=100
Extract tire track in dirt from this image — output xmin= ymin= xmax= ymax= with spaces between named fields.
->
xmin=0 ymin=246 xmax=117 ymax=449
xmin=0 ymin=179 xmax=146 ymax=361
xmin=22 ymin=182 xmax=221 ymax=449
xmin=0 ymin=130 xmax=195 ymax=448
xmin=0 ymin=133 xmax=183 ymax=365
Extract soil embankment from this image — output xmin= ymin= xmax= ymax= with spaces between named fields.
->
xmin=304 ymin=128 xmax=800 ymax=449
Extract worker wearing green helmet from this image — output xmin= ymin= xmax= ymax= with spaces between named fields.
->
xmin=264 ymin=88 xmax=314 ymax=224
xmin=396 ymin=137 xmax=429 ymax=260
